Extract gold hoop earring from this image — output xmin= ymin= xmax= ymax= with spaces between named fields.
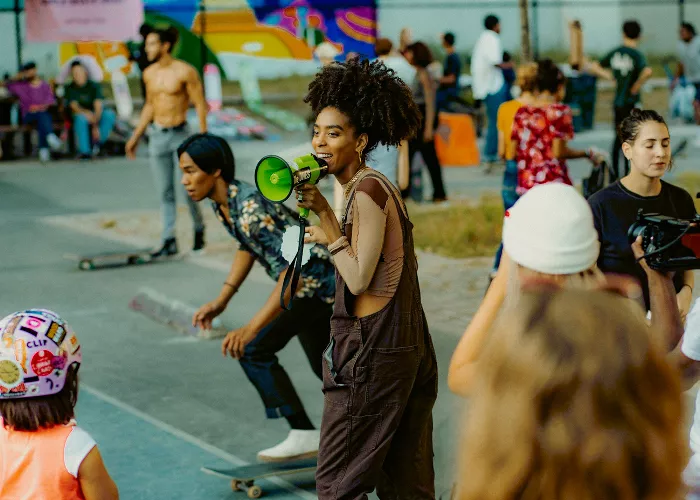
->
xmin=358 ymin=150 xmax=364 ymax=164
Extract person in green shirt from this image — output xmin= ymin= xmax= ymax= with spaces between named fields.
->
xmin=65 ymin=61 xmax=116 ymax=159
xmin=588 ymin=20 xmax=652 ymax=181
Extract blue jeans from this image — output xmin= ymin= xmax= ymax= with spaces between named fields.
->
xmin=493 ymin=159 xmax=519 ymax=271
xmin=484 ymin=85 xmax=508 ymax=163
xmin=23 ymin=111 xmax=53 ymax=149
xmin=148 ymin=124 xmax=205 ymax=242
xmin=73 ymin=109 xmax=116 ymax=155
xmin=436 ymin=87 xmax=458 ymax=112
xmin=239 ymin=296 xmax=332 ymax=419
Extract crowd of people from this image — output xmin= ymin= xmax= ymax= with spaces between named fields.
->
xmin=5 ymin=13 xmax=700 ymax=500
xmin=1 ymin=59 xmax=119 ymax=163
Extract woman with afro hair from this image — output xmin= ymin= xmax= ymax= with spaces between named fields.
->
xmin=297 ymin=57 xmax=438 ymax=499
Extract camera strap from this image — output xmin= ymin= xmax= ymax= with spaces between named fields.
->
xmin=280 ymin=217 xmax=306 ymax=311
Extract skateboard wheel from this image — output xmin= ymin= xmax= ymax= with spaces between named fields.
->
xmin=79 ymin=260 xmax=93 ymax=271
xmin=230 ymin=479 xmax=242 ymax=491
xmin=247 ymin=485 xmax=262 ymax=498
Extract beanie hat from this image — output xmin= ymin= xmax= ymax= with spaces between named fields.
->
xmin=502 ymin=183 xmax=600 ymax=275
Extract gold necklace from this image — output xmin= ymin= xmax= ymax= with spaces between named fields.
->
xmin=343 ymin=166 xmax=369 ymax=199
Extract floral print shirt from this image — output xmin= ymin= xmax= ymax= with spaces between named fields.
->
xmin=511 ymin=103 xmax=574 ymax=195
xmin=213 ymin=181 xmax=335 ymax=304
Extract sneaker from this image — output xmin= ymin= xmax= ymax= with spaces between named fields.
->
xmin=46 ymin=133 xmax=63 ymax=152
xmin=257 ymin=429 xmax=320 ymax=463
xmin=193 ymin=230 xmax=205 ymax=253
xmin=151 ymin=238 xmax=178 ymax=259
xmin=38 ymin=148 xmax=50 ymax=162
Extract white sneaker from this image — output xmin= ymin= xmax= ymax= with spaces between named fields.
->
xmin=47 ymin=133 xmax=63 ymax=152
xmin=38 ymin=148 xmax=50 ymax=162
xmin=257 ymin=429 xmax=320 ymax=463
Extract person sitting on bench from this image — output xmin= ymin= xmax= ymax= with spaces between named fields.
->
xmin=65 ymin=61 xmax=116 ymax=159
xmin=5 ymin=61 xmax=63 ymax=162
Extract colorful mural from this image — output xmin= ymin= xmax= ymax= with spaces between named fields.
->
xmin=58 ymin=0 xmax=377 ymax=81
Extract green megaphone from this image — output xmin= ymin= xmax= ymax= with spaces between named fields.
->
xmin=255 ymin=154 xmax=328 ymax=219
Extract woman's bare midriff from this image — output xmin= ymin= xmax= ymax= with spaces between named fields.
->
xmin=353 ymin=294 xmax=392 ymax=318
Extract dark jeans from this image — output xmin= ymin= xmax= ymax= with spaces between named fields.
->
xmin=409 ymin=104 xmax=447 ymax=201
xmin=239 ymin=296 xmax=332 ymax=419
xmin=611 ymin=104 xmax=636 ymax=181
xmin=23 ymin=111 xmax=53 ymax=149
xmin=484 ymin=84 xmax=509 ymax=163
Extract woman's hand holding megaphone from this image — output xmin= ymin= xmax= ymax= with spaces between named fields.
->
xmin=295 ymin=183 xmax=330 ymax=216
xmin=305 ymin=226 xmax=330 ymax=246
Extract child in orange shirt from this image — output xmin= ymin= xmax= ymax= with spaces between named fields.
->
xmin=0 ymin=309 xmax=118 ymax=500
xmin=492 ymin=63 xmax=538 ymax=279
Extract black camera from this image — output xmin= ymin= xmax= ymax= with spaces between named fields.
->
xmin=628 ymin=210 xmax=700 ymax=271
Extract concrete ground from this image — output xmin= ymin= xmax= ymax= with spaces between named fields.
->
xmin=1 ymin=124 xmax=699 ymax=499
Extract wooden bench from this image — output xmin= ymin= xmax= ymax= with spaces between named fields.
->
xmin=0 ymin=122 xmax=64 ymax=158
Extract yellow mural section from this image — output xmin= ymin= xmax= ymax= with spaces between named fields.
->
xmin=190 ymin=6 xmax=313 ymax=59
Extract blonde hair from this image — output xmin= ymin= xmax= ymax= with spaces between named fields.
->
xmin=456 ymin=289 xmax=687 ymax=500
xmin=516 ymin=62 xmax=538 ymax=93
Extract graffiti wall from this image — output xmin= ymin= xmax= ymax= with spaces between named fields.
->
xmin=58 ymin=0 xmax=377 ymax=81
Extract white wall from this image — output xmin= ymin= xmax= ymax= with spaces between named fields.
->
xmin=0 ymin=12 xmax=58 ymax=77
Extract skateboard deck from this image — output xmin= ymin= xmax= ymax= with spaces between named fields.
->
xmin=111 ymin=71 xmax=133 ymax=121
xmin=66 ymin=249 xmax=153 ymax=270
xmin=202 ymin=458 xmax=317 ymax=498
xmin=204 ymin=63 xmax=223 ymax=113
xmin=66 ymin=249 xmax=182 ymax=271
xmin=673 ymin=138 xmax=689 ymax=158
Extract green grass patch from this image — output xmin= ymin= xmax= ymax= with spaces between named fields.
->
xmin=410 ymin=196 xmax=503 ymax=258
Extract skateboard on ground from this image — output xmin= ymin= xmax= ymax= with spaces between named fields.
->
xmin=66 ymin=249 xmax=183 ymax=270
xmin=201 ymin=457 xmax=317 ymax=498
xmin=66 ymin=249 xmax=154 ymax=270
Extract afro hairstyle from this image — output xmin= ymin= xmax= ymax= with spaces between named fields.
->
xmin=303 ymin=58 xmax=421 ymax=157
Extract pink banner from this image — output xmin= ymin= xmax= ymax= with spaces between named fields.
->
xmin=26 ymin=0 xmax=144 ymax=42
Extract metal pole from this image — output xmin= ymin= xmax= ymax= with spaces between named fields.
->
xmin=680 ymin=0 xmax=685 ymax=25
xmin=14 ymin=0 xmax=21 ymax=71
xmin=199 ymin=0 xmax=206 ymax=79
xmin=532 ymin=0 xmax=539 ymax=60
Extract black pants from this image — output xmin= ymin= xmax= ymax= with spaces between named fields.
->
xmin=409 ymin=105 xmax=447 ymax=201
xmin=239 ymin=296 xmax=332 ymax=419
xmin=611 ymin=104 xmax=636 ymax=181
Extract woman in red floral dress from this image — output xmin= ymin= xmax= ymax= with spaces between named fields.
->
xmin=512 ymin=60 xmax=599 ymax=196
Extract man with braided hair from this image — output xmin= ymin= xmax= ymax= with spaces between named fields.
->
xmin=297 ymin=58 xmax=438 ymax=499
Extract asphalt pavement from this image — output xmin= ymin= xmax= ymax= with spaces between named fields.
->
xmin=1 ymin=123 xmax=699 ymax=499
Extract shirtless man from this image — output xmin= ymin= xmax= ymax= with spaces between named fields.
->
xmin=125 ymin=26 xmax=208 ymax=257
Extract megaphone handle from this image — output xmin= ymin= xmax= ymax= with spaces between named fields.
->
xmin=280 ymin=218 xmax=307 ymax=311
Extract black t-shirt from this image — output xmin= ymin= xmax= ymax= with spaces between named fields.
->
xmin=440 ymin=53 xmax=461 ymax=90
xmin=588 ymin=180 xmax=696 ymax=309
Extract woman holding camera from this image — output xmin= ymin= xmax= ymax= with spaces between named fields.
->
xmin=588 ymin=109 xmax=696 ymax=320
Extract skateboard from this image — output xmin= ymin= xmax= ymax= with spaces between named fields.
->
xmin=202 ymin=458 xmax=317 ymax=498
xmin=67 ymin=249 xmax=154 ymax=270
xmin=111 ymin=71 xmax=133 ymax=121
xmin=673 ymin=138 xmax=689 ymax=158
xmin=204 ymin=63 xmax=223 ymax=113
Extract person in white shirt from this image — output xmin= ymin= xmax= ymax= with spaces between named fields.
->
xmin=471 ymin=14 xmax=511 ymax=169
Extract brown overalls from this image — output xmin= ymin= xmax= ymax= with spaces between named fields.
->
xmin=316 ymin=173 xmax=438 ymax=500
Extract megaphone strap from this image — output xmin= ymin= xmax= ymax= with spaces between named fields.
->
xmin=280 ymin=218 xmax=307 ymax=310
